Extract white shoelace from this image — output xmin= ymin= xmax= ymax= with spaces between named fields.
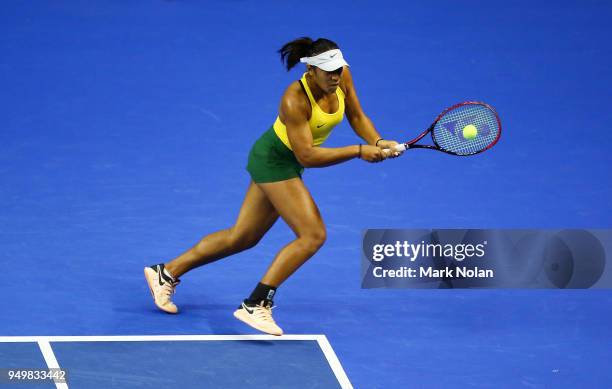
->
xmin=252 ymin=305 xmax=276 ymax=323
xmin=158 ymin=280 xmax=179 ymax=302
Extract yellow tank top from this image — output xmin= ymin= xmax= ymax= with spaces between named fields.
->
xmin=273 ymin=72 xmax=345 ymax=150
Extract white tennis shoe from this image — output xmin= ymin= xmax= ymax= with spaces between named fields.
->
xmin=233 ymin=300 xmax=283 ymax=336
xmin=144 ymin=265 xmax=180 ymax=314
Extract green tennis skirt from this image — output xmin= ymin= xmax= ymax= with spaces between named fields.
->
xmin=246 ymin=126 xmax=305 ymax=183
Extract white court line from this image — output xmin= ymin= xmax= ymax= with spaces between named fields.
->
xmin=3 ymin=335 xmax=353 ymax=388
xmin=317 ymin=336 xmax=354 ymax=389
xmin=0 ymin=334 xmax=320 ymax=342
xmin=37 ymin=341 xmax=69 ymax=389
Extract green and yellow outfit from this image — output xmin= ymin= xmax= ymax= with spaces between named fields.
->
xmin=247 ymin=73 xmax=346 ymax=183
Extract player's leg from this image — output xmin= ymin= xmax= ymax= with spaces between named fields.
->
xmin=144 ymin=181 xmax=279 ymax=313
xmin=233 ymin=177 xmax=326 ymax=335
xmin=257 ymin=178 xmax=326 ymax=286
xmin=165 ymin=181 xmax=279 ymax=277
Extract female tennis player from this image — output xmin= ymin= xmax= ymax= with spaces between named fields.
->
xmin=144 ymin=37 xmax=402 ymax=335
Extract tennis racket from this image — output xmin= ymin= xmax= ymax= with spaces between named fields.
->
xmin=384 ymin=101 xmax=501 ymax=156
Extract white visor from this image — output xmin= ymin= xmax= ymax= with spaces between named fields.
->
xmin=299 ymin=49 xmax=349 ymax=71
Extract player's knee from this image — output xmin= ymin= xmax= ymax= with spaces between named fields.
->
xmin=237 ymin=234 xmax=261 ymax=251
xmin=302 ymin=228 xmax=327 ymax=252
xmin=315 ymin=228 xmax=327 ymax=246
xmin=228 ymin=227 xmax=260 ymax=252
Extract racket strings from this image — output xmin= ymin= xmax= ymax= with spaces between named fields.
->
xmin=432 ymin=104 xmax=500 ymax=155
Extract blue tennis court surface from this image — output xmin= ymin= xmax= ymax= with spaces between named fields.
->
xmin=2 ymin=1 xmax=612 ymax=388
xmin=0 ymin=335 xmax=349 ymax=388
xmin=0 ymin=342 xmax=51 ymax=387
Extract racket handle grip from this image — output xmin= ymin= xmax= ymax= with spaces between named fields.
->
xmin=382 ymin=143 xmax=407 ymax=155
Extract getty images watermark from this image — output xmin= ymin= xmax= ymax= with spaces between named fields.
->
xmin=361 ymin=229 xmax=611 ymax=289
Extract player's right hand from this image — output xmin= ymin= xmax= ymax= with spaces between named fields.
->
xmin=360 ymin=145 xmax=387 ymax=163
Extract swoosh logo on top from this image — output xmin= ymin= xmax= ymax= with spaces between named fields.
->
xmin=330 ymin=53 xmax=337 ymax=58
xmin=157 ymin=266 xmax=164 ymax=286
xmin=242 ymin=303 xmax=254 ymax=314
xmin=317 ymin=123 xmax=326 ymax=128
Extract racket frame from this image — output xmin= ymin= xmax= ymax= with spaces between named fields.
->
xmin=396 ymin=101 xmax=502 ymax=156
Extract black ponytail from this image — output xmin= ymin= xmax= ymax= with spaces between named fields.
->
xmin=278 ymin=37 xmax=340 ymax=71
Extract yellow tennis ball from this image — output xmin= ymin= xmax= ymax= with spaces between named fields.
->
xmin=462 ymin=124 xmax=478 ymax=140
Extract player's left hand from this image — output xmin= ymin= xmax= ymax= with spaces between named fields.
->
xmin=377 ymin=139 xmax=403 ymax=158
